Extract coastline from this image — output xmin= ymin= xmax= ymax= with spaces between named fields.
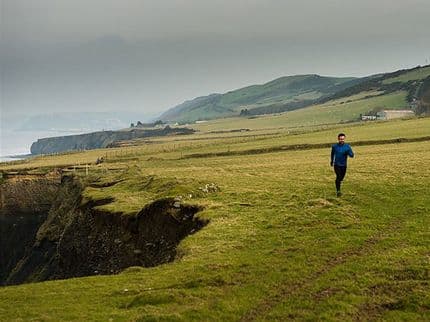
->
xmin=0 ymin=154 xmax=32 ymax=163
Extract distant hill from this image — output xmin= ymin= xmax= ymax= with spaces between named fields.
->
xmin=318 ymin=65 xmax=430 ymax=104
xmin=160 ymin=75 xmax=357 ymax=122
xmin=159 ymin=65 xmax=430 ymax=122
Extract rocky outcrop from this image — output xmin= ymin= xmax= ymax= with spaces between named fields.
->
xmin=0 ymin=173 xmax=62 ymax=284
xmin=0 ymin=174 xmax=207 ymax=286
xmin=30 ymin=126 xmax=195 ymax=155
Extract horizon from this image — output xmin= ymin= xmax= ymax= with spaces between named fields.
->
xmin=2 ymin=0 xmax=430 ymax=122
xmin=2 ymin=63 xmax=428 ymax=121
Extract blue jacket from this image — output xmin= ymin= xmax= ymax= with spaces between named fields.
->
xmin=331 ymin=143 xmax=354 ymax=166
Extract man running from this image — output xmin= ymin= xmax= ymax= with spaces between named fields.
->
xmin=330 ymin=133 xmax=354 ymax=196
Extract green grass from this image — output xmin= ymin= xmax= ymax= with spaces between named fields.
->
xmin=161 ymin=75 xmax=356 ymax=122
xmin=1 ymin=117 xmax=429 ymax=321
xmin=182 ymin=117 xmax=430 ymax=157
xmin=1 ymin=115 xmax=428 ymax=173
xmin=192 ymin=91 xmax=408 ymax=132
xmin=82 ymin=169 xmax=209 ymax=215
xmin=217 ymin=74 xmax=333 ymax=109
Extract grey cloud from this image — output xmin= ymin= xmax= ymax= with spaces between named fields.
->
xmin=1 ymin=0 xmax=429 ymax=120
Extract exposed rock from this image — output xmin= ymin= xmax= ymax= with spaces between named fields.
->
xmin=0 ymin=174 xmax=207 ymax=286
xmin=199 ymin=183 xmax=220 ymax=193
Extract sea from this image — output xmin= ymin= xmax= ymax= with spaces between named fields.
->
xmin=0 ymin=129 xmax=86 ymax=163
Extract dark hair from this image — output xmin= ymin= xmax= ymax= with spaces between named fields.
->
xmin=338 ymin=133 xmax=346 ymax=138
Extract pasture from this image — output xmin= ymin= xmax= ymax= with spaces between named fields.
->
xmin=0 ymin=116 xmax=429 ymax=321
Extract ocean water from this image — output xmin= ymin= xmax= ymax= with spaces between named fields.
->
xmin=0 ymin=156 xmax=28 ymax=162
xmin=0 ymin=129 xmax=85 ymax=162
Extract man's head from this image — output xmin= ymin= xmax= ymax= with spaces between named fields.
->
xmin=338 ymin=133 xmax=346 ymax=145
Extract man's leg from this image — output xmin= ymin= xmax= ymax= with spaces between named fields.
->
xmin=334 ymin=166 xmax=347 ymax=195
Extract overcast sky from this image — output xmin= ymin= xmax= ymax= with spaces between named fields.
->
xmin=1 ymin=0 xmax=430 ymax=121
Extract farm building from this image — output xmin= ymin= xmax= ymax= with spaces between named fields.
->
xmin=361 ymin=115 xmax=377 ymax=121
xmin=376 ymin=109 xmax=415 ymax=120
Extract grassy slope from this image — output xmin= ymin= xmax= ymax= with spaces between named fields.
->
xmin=0 ymin=118 xmax=429 ymax=321
xmin=2 ymin=115 xmax=428 ymax=173
xmin=218 ymin=75 xmax=354 ymax=108
xmin=382 ymin=65 xmax=430 ymax=84
xmin=160 ymin=75 xmax=356 ymax=122
xmin=161 ymin=65 xmax=430 ymax=123
xmin=191 ymin=90 xmax=408 ymax=132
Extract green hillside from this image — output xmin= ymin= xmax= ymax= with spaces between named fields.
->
xmin=382 ymin=65 xmax=430 ymax=84
xmin=321 ymin=65 xmax=430 ymax=104
xmin=189 ymin=90 xmax=408 ymax=134
xmin=160 ymin=75 xmax=357 ymax=122
xmin=160 ymin=65 xmax=430 ymax=123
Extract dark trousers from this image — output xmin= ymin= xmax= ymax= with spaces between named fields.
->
xmin=334 ymin=165 xmax=347 ymax=191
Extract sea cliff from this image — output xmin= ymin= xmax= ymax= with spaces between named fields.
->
xmin=30 ymin=126 xmax=194 ymax=155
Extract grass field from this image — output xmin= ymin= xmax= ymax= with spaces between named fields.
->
xmin=2 ymin=116 xmax=428 ymax=172
xmin=1 ymin=116 xmax=429 ymax=321
xmin=191 ymin=91 xmax=408 ymax=132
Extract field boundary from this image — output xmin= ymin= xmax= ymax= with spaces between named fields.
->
xmin=183 ymin=136 xmax=430 ymax=159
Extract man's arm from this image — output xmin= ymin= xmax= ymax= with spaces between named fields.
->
xmin=330 ymin=146 xmax=335 ymax=166
xmin=348 ymin=146 xmax=354 ymax=158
